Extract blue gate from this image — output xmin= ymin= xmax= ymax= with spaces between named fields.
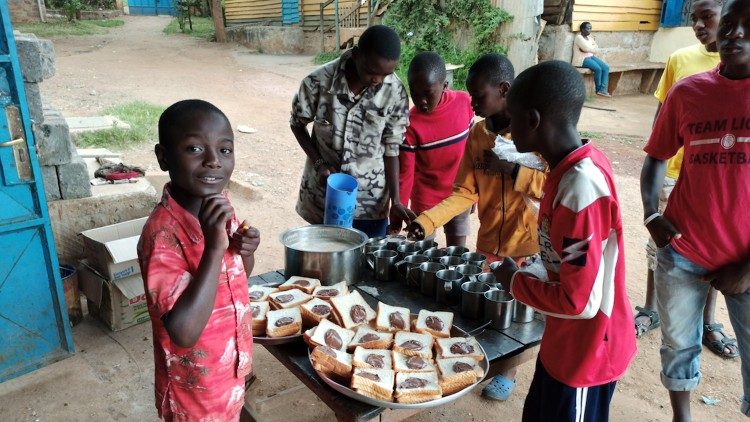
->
xmin=0 ymin=1 xmax=74 ymax=382
xmin=129 ymin=0 xmax=175 ymax=16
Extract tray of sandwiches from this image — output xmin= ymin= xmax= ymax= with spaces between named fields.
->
xmin=305 ymin=300 xmax=489 ymax=409
xmin=249 ymin=276 xmax=350 ymax=345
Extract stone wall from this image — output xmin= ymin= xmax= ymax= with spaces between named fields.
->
xmin=539 ymin=24 xmax=656 ymax=64
xmin=9 ymin=0 xmax=44 ymax=23
xmin=226 ymin=26 xmax=306 ymax=54
xmin=16 ymin=32 xmax=92 ymax=201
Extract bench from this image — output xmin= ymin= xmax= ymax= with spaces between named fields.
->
xmin=576 ymin=61 xmax=664 ymax=95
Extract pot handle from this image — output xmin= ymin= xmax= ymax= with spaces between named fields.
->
xmin=366 ymin=253 xmax=375 ymax=270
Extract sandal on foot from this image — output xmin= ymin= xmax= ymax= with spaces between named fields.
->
xmin=703 ymin=323 xmax=739 ymax=359
xmin=634 ymin=306 xmax=661 ymax=338
xmin=482 ymin=374 xmax=516 ymax=401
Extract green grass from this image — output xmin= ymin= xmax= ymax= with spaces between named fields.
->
xmin=16 ymin=19 xmax=124 ymax=37
xmin=74 ymin=101 xmax=165 ymax=150
xmin=314 ymin=51 xmax=341 ymax=65
xmin=163 ymin=17 xmax=215 ymax=40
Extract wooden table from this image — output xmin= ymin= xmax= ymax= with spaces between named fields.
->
xmin=247 ymin=270 xmax=544 ymax=422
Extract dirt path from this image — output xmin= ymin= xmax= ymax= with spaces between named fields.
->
xmin=1 ymin=16 xmax=743 ymax=421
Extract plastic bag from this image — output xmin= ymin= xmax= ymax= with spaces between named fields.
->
xmin=492 ymin=136 xmax=547 ymax=171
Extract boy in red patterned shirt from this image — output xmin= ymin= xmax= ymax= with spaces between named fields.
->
xmin=137 ymin=100 xmax=260 ymax=421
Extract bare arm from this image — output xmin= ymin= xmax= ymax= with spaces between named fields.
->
xmin=385 ymin=155 xmax=416 ymax=222
xmin=291 ymin=124 xmax=336 ymax=185
xmin=164 ymin=195 xmax=232 ymax=348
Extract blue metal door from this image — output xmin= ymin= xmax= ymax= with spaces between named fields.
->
xmin=0 ymin=1 xmax=74 ymax=382
xmin=128 ymin=0 xmax=175 ymax=16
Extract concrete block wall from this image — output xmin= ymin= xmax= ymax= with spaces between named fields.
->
xmin=9 ymin=0 xmax=45 ymax=23
xmin=539 ymin=24 xmax=656 ymax=64
xmin=226 ymin=26 xmax=306 ymax=54
xmin=15 ymin=32 xmax=92 ymax=201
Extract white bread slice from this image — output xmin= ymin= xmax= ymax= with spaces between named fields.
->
xmin=394 ymin=371 xmax=442 ymax=403
xmin=414 ymin=310 xmax=454 ymax=338
xmin=268 ymin=289 xmax=312 ymax=309
xmin=353 ymin=347 xmax=393 ymax=370
xmin=266 ymin=308 xmax=302 ymax=338
xmin=300 ymin=298 xmax=334 ymax=326
xmin=313 ymin=282 xmax=350 ymax=301
xmin=393 ymin=331 xmax=434 ymax=359
xmin=435 ymin=337 xmax=484 ymax=361
xmin=249 ymin=285 xmax=278 ymax=302
xmin=303 ymin=326 xmax=318 ymax=348
xmin=279 ymin=276 xmax=321 ymax=295
xmin=250 ymin=301 xmax=270 ymax=336
xmin=436 ymin=357 xmax=482 ymax=395
xmin=375 ymin=302 xmax=411 ymax=332
xmin=330 ymin=290 xmax=376 ymax=329
xmin=348 ymin=326 xmax=394 ymax=351
xmin=311 ymin=345 xmax=353 ymax=381
xmin=392 ymin=351 xmax=436 ymax=373
xmin=350 ymin=368 xmax=395 ymax=402
xmin=309 ymin=319 xmax=355 ymax=352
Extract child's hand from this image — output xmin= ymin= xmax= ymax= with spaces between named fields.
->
xmin=705 ymin=261 xmax=750 ymax=296
xmin=199 ymin=194 xmax=234 ymax=252
xmin=230 ymin=220 xmax=261 ymax=257
xmin=492 ymin=257 xmax=519 ymax=291
xmin=316 ymin=165 xmax=337 ymax=187
xmin=406 ymin=221 xmax=425 ymax=241
xmin=645 ymin=215 xmax=681 ymax=248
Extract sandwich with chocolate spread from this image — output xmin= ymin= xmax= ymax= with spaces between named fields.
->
xmin=392 ymin=351 xmax=436 ymax=373
xmin=353 ymin=347 xmax=393 ymax=370
xmin=350 ymin=368 xmax=395 ymax=402
xmin=436 ymin=357 xmax=483 ymax=395
xmin=311 ymin=345 xmax=353 ymax=381
xmin=414 ymin=310 xmax=454 ymax=338
xmin=330 ymin=290 xmax=376 ymax=329
xmin=250 ymin=301 xmax=270 ymax=336
xmin=268 ymin=288 xmax=312 ymax=310
xmin=394 ymin=371 xmax=442 ymax=403
xmin=248 ymin=285 xmax=278 ymax=302
xmin=300 ymin=297 xmax=334 ymax=326
xmin=375 ymin=302 xmax=411 ymax=333
xmin=309 ymin=319 xmax=355 ymax=352
xmin=312 ymin=281 xmax=349 ymax=301
xmin=348 ymin=326 xmax=394 ymax=351
xmin=266 ymin=307 xmax=303 ymax=337
xmin=435 ymin=337 xmax=484 ymax=361
xmin=278 ymin=276 xmax=321 ymax=295
xmin=392 ymin=331 xmax=434 ymax=359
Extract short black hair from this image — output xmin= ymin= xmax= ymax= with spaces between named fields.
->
xmin=580 ymin=21 xmax=592 ymax=31
xmin=158 ymin=99 xmax=229 ymax=147
xmin=357 ymin=25 xmax=401 ymax=61
xmin=508 ymin=60 xmax=586 ymax=126
xmin=467 ymin=53 xmax=515 ymax=86
xmin=407 ymin=52 xmax=446 ymax=83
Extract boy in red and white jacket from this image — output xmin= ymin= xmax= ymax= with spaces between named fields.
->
xmin=494 ymin=61 xmax=636 ymax=421
xmin=389 ymin=52 xmax=474 ymax=246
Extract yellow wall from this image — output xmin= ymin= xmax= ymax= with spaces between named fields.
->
xmin=226 ymin=0 xmax=365 ymax=25
xmin=573 ymin=0 xmax=663 ymax=32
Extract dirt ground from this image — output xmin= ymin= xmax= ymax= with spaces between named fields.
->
xmin=0 ymin=16 xmax=744 ymax=421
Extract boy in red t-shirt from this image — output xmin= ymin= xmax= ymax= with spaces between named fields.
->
xmin=137 ymin=100 xmax=261 ymax=421
xmin=495 ymin=61 xmax=636 ymax=421
xmin=389 ymin=52 xmax=474 ymax=246
xmin=641 ymin=1 xmax=750 ymax=419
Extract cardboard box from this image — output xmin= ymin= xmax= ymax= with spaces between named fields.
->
xmin=78 ymin=260 xmax=150 ymax=331
xmin=80 ymin=217 xmax=147 ymax=281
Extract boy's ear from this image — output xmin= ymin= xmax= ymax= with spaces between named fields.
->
xmin=498 ymin=81 xmax=511 ymax=97
xmin=528 ymin=108 xmax=541 ymax=131
xmin=154 ymin=144 xmax=169 ymax=172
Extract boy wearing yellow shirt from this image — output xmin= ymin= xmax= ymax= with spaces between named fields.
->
xmin=635 ymin=0 xmax=738 ymax=360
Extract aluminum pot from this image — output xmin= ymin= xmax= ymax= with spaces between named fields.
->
xmin=280 ymin=225 xmax=368 ymax=286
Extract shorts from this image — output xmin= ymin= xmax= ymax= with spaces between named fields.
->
xmin=646 ymin=176 xmax=676 ymax=271
xmin=443 ymin=208 xmax=471 ymax=237
xmin=522 ymin=357 xmax=617 ymax=422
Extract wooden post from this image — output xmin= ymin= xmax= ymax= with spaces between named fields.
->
xmin=334 ymin=0 xmax=341 ymax=52
xmin=320 ymin=3 xmax=325 ymax=52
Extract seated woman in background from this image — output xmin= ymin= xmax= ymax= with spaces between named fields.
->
xmin=573 ymin=21 xmax=611 ymax=97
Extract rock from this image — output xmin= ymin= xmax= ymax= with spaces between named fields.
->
xmin=14 ymin=33 xmax=55 ymax=83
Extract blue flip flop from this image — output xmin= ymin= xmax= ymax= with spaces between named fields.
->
xmin=482 ymin=374 xmax=516 ymax=401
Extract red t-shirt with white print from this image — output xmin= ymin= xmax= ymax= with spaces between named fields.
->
xmin=511 ymin=142 xmax=636 ymax=387
xmin=645 ymin=66 xmax=750 ymax=271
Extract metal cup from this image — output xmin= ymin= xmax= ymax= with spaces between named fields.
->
xmin=461 ymin=281 xmax=492 ymax=320
xmin=489 ymin=260 xmax=503 ymax=272
xmin=435 ymin=269 xmax=464 ymax=305
xmin=455 ymin=264 xmax=483 ymax=282
xmin=367 ymin=249 xmax=398 ymax=281
xmin=513 ymin=301 xmax=535 ymax=323
xmin=385 ymin=234 xmax=407 ymax=251
xmin=397 ymin=243 xmax=420 ymax=259
xmin=424 ymin=247 xmax=448 ymax=263
xmin=445 ymin=246 xmax=470 ymax=257
xmin=439 ymin=255 xmax=465 ymax=270
xmin=477 ymin=272 xmax=497 ymax=287
xmin=364 ymin=236 xmax=388 ymax=255
xmin=461 ymin=252 xmax=487 ymax=268
xmin=484 ymin=289 xmax=514 ymax=330
xmin=413 ymin=239 xmax=437 ymax=252
xmin=396 ymin=254 xmax=430 ymax=287
xmin=417 ymin=262 xmax=446 ymax=297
